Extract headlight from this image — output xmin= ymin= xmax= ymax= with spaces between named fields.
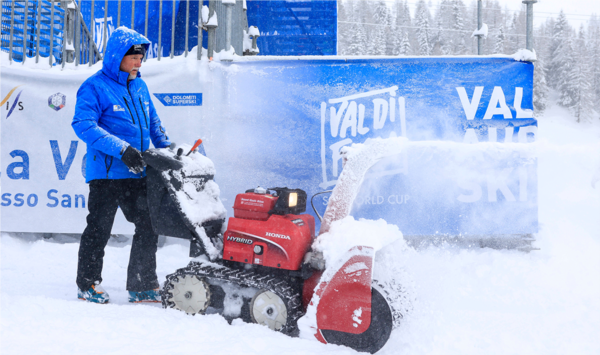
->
xmin=288 ymin=192 xmax=298 ymax=207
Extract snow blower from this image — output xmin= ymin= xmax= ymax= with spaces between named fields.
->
xmin=144 ymin=138 xmax=408 ymax=353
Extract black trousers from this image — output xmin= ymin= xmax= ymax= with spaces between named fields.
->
xmin=76 ymin=178 xmax=159 ymax=292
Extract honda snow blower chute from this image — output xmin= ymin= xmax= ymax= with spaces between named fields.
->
xmin=143 ymin=139 xmax=407 ymax=353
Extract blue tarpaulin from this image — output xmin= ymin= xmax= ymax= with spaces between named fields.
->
xmin=78 ymin=0 xmax=204 ymax=59
xmin=246 ymin=0 xmax=337 ymax=56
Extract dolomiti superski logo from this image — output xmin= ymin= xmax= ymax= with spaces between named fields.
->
xmin=153 ymin=93 xmax=202 ymax=106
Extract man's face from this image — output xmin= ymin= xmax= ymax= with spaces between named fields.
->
xmin=120 ymin=54 xmax=143 ymax=76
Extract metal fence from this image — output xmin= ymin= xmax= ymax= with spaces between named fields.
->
xmin=1 ymin=0 xmax=259 ymax=67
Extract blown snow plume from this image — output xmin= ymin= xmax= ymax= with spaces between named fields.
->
xmin=320 ymin=137 xmax=408 ymax=234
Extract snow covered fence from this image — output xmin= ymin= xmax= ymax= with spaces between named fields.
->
xmin=1 ymin=54 xmax=537 ymax=240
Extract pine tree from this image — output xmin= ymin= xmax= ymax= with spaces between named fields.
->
xmin=399 ymin=31 xmax=411 ymax=55
xmin=371 ymin=1 xmax=390 ymax=55
xmin=494 ymin=25 xmax=505 ymax=54
xmin=570 ymin=25 xmax=594 ymax=121
xmin=415 ymin=0 xmax=432 ymax=55
xmin=533 ymin=56 xmax=549 ymax=114
xmin=557 ymin=35 xmax=578 ymax=113
xmin=548 ymin=11 xmax=571 ymax=88
xmin=347 ymin=21 xmax=367 ymax=55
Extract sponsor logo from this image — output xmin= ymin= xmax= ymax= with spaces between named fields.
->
xmin=2 ymin=85 xmax=25 ymax=118
xmin=320 ymin=86 xmax=407 ymax=188
xmin=265 ymin=232 xmax=291 ymax=240
xmin=113 ymin=105 xmax=125 ymax=112
xmin=48 ymin=92 xmax=66 ymax=111
xmin=227 ymin=236 xmax=253 ymax=245
xmin=153 ymin=93 xmax=202 ymax=106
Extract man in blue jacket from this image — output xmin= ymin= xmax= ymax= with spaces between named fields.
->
xmin=72 ymin=27 xmax=170 ymax=304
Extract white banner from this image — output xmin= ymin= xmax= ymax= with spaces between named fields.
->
xmin=1 ymin=59 xmax=215 ymax=233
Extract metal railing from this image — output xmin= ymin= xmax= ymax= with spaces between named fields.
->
xmin=1 ymin=0 xmax=259 ymax=67
xmin=1 ymin=0 xmax=66 ymax=65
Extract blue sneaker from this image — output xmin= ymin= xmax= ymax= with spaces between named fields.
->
xmin=78 ymin=282 xmax=110 ymax=304
xmin=129 ymin=289 xmax=161 ymax=303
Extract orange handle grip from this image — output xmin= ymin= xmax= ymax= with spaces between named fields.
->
xmin=187 ymin=139 xmax=203 ymax=156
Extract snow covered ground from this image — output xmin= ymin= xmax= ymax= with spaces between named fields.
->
xmin=1 ymin=99 xmax=599 ymax=354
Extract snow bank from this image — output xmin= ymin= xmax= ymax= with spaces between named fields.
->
xmin=1 ymin=97 xmax=599 ymax=355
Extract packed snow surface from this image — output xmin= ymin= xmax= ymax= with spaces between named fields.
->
xmin=1 ymin=104 xmax=599 ymax=354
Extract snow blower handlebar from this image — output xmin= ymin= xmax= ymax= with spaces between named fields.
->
xmin=143 ymin=149 xmax=184 ymax=172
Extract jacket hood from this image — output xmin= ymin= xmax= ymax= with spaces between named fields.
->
xmin=102 ymin=26 xmax=150 ymax=84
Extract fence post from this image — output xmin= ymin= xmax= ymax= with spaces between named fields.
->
xmin=477 ymin=0 xmax=482 ymax=55
xmin=75 ymin=0 xmax=80 ymax=65
xmin=62 ymin=0 xmax=68 ymax=68
xmin=184 ymin=0 xmax=189 ymax=57
xmin=103 ymin=0 xmax=108 ymax=56
xmin=207 ymin=0 xmax=216 ymax=60
xmin=90 ymin=0 xmax=95 ymax=65
xmin=224 ymin=0 xmax=233 ymax=53
xmin=131 ymin=0 xmax=135 ymax=30
xmin=35 ymin=0 xmax=41 ymax=63
xmin=144 ymin=0 xmax=149 ymax=61
xmin=197 ymin=0 xmax=202 ymax=60
xmin=50 ymin=0 xmax=55 ymax=66
xmin=9 ymin=0 xmax=15 ymax=63
xmin=158 ymin=0 xmax=162 ymax=60
xmin=170 ymin=0 xmax=175 ymax=58
xmin=23 ymin=0 xmax=28 ymax=64
xmin=522 ymin=0 xmax=537 ymax=51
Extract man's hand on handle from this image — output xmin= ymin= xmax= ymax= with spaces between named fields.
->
xmin=122 ymin=146 xmax=146 ymax=174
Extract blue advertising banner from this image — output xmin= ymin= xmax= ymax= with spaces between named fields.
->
xmin=205 ymin=57 xmax=537 ymax=237
xmin=1 ymin=56 xmax=536 ymax=238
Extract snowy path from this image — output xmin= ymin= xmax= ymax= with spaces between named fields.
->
xmin=2 ymin=107 xmax=599 ymax=354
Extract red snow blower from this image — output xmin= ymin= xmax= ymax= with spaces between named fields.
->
xmin=143 ymin=139 xmax=406 ymax=353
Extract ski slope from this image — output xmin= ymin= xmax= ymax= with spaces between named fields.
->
xmin=1 ymin=100 xmax=599 ymax=355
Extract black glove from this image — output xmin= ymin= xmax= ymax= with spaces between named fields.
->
xmin=121 ymin=146 xmax=145 ymax=174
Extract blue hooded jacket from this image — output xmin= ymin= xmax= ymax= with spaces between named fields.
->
xmin=72 ymin=27 xmax=170 ymax=182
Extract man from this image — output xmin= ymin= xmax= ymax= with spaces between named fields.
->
xmin=72 ymin=27 xmax=171 ymax=304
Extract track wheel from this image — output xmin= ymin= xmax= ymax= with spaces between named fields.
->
xmin=168 ymin=275 xmax=211 ymax=315
xmin=321 ymin=288 xmax=393 ymax=354
xmin=250 ymin=289 xmax=288 ymax=331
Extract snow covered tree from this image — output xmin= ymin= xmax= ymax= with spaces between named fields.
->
xmin=570 ymin=26 xmax=594 ymax=121
xmin=450 ymin=0 xmax=467 ymax=54
xmin=415 ymin=0 xmax=432 ymax=55
xmin=494 ymin=25 xmax=505 ymax=54
xmin=533 ymin=56 xmax=549 ymax=114
xmin=548 ymin=11 xmax=571 ymax=89
xmin=347 ymin=21 xmax=367 ymax=55
xmin=369 ymin=1 xmax=390 ymax=55
xmin=556 ymin=35 xmax=579 ymax=114
xmin=399 ymin=31 xmax=411 ymax=55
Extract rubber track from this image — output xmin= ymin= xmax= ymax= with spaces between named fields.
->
xmin=161 ymin=260 xmax=304 ymax=335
